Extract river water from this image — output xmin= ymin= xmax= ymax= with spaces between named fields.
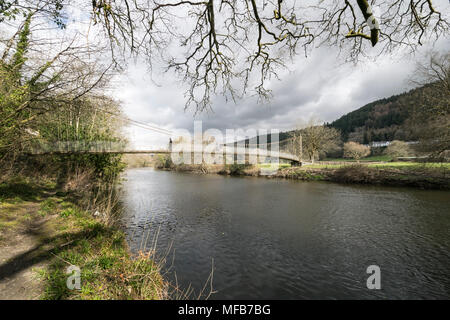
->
xmin=120 ymin=168 xmax=450 ymax=299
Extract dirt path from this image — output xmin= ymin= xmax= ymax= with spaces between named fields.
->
xmin=0 ymin=201 xmax=57 ymax=299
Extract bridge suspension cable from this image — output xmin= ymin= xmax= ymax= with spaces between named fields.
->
xmin=96 ymin=107 xmax=173 ymax=136
xmin=97 ymin=107 xmax=299 ymax=155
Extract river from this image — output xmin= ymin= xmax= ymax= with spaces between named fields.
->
xmin=120 ymin=168 xmax=450 ymax=299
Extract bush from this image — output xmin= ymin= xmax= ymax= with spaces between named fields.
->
xmin=154 ymin=155 xmax=173 ymax=169
xmin=384 ymin=140 xmax=413 ymax=160
xmin=228 ymin=164 xmax=249 ymax=175
xmin=343 ymin=142 xmax=370 ymax=161
xmin=58 ymin=154 xmax=126 ymax=180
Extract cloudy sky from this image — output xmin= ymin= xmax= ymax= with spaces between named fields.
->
xmin=2 ymin=1 xmax=449 ymax=149
xmin=112 ymin=19 xmax=450 ymax=150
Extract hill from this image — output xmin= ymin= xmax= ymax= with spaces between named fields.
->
xmin=233 ymin=82 xmax=440 ymax=147
xmin=328 ymin=83 xmax=442 ymax=143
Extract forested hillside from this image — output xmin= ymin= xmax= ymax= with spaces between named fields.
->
xmin=242 ymin=83 xmax=440 ymax=146
xmin=329 ymin=83 xmax=440 ymax=143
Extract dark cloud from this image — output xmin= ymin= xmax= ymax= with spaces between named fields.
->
xmin=115 ymin=40 xmax=449 ymax=148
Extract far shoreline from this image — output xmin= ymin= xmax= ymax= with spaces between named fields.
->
xmin=149 ymin=161 xmax=450 ymax=190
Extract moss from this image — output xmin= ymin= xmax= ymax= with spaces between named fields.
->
xmin=0 ymin=219 xmax=18 ymax=231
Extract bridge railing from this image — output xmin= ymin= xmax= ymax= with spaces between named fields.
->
xmin=170 ymin=144 xmax=299 ymax=163
xmin=27 ymin=140 xmax=299 ymax=163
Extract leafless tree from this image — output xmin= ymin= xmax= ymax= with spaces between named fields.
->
xmin=412 ymin=51 xmax=450 ymax=113
xmin=291 ymin=118 xmax=341 ymax=163
xmin=409 ymin=52 xmax=449 ymax=157
xmin=0 ymin=7 xmax=116 ymax=158
xmin=2 ymin=0 xmax=449 ymax=112
xmin=288 ymin=130 xmax=303 ymax=162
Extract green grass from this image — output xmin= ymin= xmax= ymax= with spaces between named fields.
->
xmin=0 ymin=201 xmax=35 ymax=232
xmin=367 ymin=162 xmax=450 ymax=169
xmin=0 ymin=176 xmax=167 ymax=300
xmin=324 ymin=155 xmax=393 ymax=162
xmin=277 ymin=161 xmax=449 ymax=188
xmin=258 ymin=163 xmax=291 ymax=169
xmin=301 ymin=161 xmax=450 ymax=170
xmin=38 ymin=198 xmax=59 ymax=216
xmin=302 ymin=163 xmax=346 ymax=169
xmin=0 ymin=176 xmax=57 ymax=202
xmin=224 ymin=160 xmax=449 ymax=177
xmin=38 ymin=214 xmax=166 ymax=300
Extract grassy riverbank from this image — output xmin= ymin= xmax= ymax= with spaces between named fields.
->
xmin=278 ymin=163 xmax=450 ymax=189
xmin=161 ymin=161 xmax=450 ymax=189
xmin=0 ymin=176 xmax=167 ymax=300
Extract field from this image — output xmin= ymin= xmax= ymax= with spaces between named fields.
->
xmin=302 ymin=161 xmax=450 ymax=170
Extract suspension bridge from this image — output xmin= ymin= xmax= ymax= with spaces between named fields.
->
xmin=26 ymin=110 xmax=301 ymax=165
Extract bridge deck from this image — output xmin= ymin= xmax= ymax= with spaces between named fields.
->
xmin=29 ymin=148 xmax=299 ymax=163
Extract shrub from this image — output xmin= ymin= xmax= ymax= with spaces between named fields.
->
xmin=384 ymin=140 xmax=413 ymax=160
xmin=228 ymin=164 xmax=248 ymax=175
xmin=343 ymin=142 xmax=371 ymax=161
xmin=154 ymin=155 xmax=173 ymax=169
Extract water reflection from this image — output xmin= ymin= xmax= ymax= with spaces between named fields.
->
xmin=120 ymin=168 xmax=450 ymax=299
